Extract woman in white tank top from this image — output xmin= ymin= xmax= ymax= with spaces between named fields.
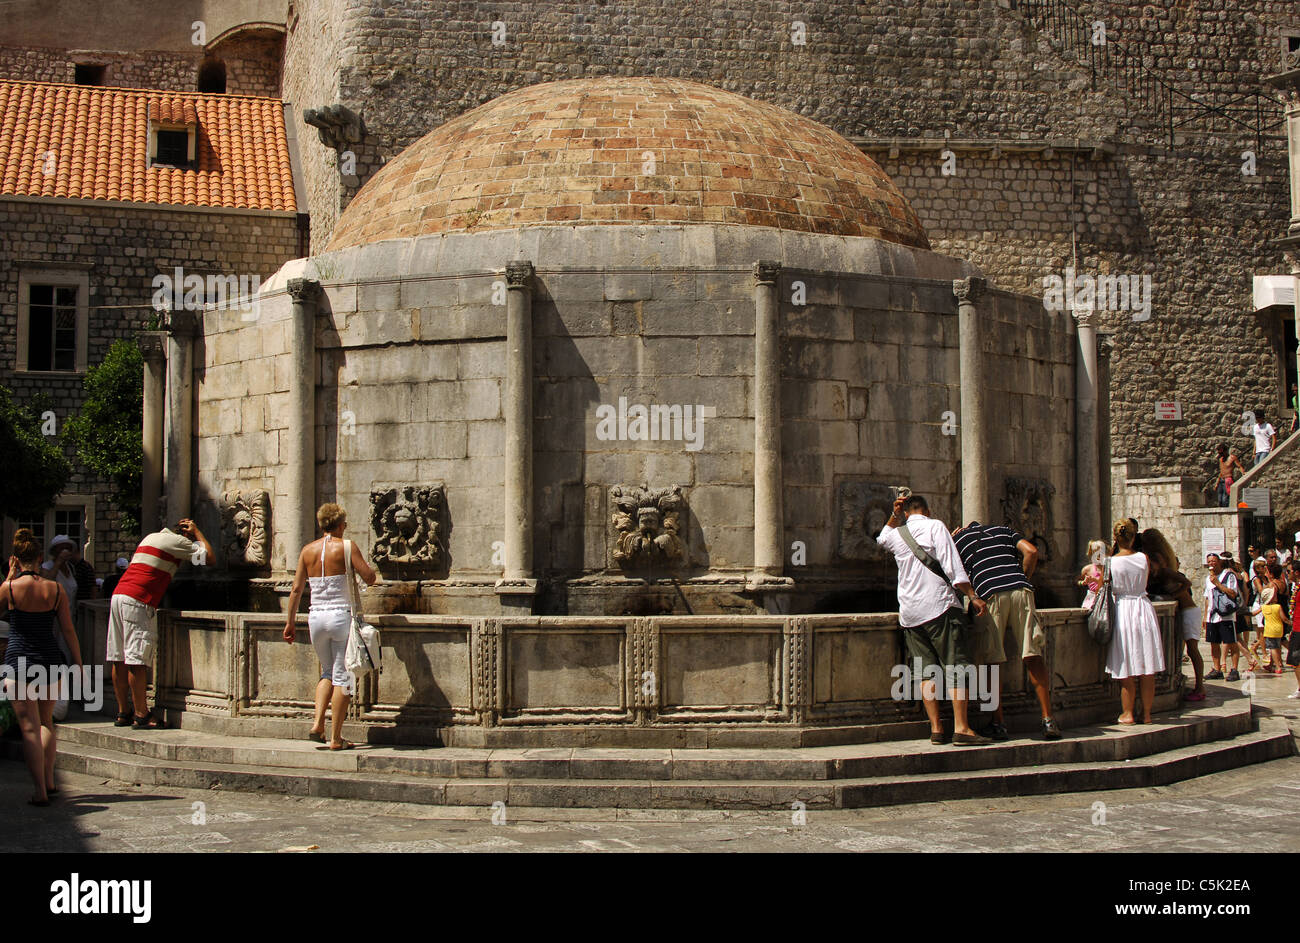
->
xmin=282 ymin=503 xmax=378 ymax=749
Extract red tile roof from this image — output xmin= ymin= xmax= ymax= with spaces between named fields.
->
xmin=0 ymin=81 xmax=296 ymax=212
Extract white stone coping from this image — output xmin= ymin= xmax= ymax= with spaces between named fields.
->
xmin=262 ymin=224 xmax=984 ymax=293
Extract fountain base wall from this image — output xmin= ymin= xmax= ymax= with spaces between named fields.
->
xmin=77 ymin=601 xmax=1182 ymax=748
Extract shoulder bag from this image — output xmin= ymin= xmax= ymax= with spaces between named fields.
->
xmin=342 ymin=539 xmax=382 ymax=677
xmin=1086 ymin=557 xmax=1115 ymax=645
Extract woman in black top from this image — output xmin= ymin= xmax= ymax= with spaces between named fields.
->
xmin=2 ymin=528 xmax=81 ymax=805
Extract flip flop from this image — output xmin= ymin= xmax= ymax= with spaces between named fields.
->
xmin=327 ymin=740 xmax=355 ymax=751
xmin=28 ymin=797 xmax=49 ymax=807
xmin=308 ymin=731 xmax=326 ymax=743
xmin=1185 ymin=691 xmax=1207 ymax=701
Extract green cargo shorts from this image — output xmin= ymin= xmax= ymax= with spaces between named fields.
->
xmin=901 ymin=606 xmax=972 ymax=677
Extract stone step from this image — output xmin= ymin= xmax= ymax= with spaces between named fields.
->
xmin=49 ymin=699 xmax=1255 ymax=782
xmin=36 ymin=720 xmax=1294 ymax=810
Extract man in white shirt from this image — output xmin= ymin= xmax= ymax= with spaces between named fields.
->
xmin=1201 ymin=553 xmax=1240 ymax=682
xmin=1274 ymin=537 xmax=1291 ymax=567
xmin=877 ymin=493 xmax=991 ymax=746
xmin=1252 ymin=414 xmax=1276 ymax=467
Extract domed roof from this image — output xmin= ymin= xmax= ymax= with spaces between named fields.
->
xmin=326 ymin=78 xmax=929 ymax=251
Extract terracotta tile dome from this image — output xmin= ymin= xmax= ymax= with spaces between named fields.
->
xmin=326 ymin=77 xmax=929 ymax=251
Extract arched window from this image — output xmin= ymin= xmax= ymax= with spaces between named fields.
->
xmin=197 ymin=59 xmax=227 ymax=94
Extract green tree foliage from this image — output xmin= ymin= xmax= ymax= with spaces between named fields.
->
xmin=65 ymin=340 xmax=144 ymax=537
xmin=0 ymin=386 xmax=71 ymax=519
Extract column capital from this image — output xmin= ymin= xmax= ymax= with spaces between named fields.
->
xmin=164 ymin=309 xmax=200 ymax=337
xmin=286 ymin=277 xmax=322 ymax=303
xmin=505 ymin=260 xmax=535 ymax=288
xmin=753 ymin=259 xmax=781 ymax=284
xmin=953 ymin=276 xmax=987 ymax=304
xmin=138 ymin=331 xmax=167 ymax=361
xmin=1072 ymin=309 xmax=1101 ymax=329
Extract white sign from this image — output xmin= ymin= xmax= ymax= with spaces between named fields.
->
xmin=1241 ymin=487 xmax=1272 ymax=516
xmin=1154 ymin=401 xmax=1182 ymax=421
xmin=1201 ymin=527 xmax=1225 ymax=560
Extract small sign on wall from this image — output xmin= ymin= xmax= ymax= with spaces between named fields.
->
xmin=1155 ymin=401 xmax=1182 ymax=421
xmin=1201 ymin=527 xmax=1225 ymax=560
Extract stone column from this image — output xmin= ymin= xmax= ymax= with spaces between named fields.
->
xmin=751 ymin=259 xmax=785 ymax=584
xmin=285 ymin=278 xmax=320 ymax=569
xmin=1097 ymin=333 xmax=1114 ymax=529
xmin=954 ymin=277 xmax=989 ymax=524
xmin=498 ymin=261 xmax=537 ymax=600
xmin=140 ymin=332 xmax=167 ymax=535
xmin=1074 ymin=310 xmax=1102 ymax=559
xmin=162 ymin=310 xmax=198 ymax=525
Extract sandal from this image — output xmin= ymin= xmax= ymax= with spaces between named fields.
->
xmin=28 ymin=797 xmax=49 ymax=807
xmin=308 ymin=731 xmax=326 ymax=743
xmin=114 ymin=712 xmax=132 ymax=727
xmin=132 ymin=714 xmax=165 ymax=730
xmin=327 ymin=739 xmax=355 ymax=751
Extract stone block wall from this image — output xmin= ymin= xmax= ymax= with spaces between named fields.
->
xmin=0 ymin=198 xmax=299 ymax=572
xmin=192 ymin=254 xmax=1074 ymax=615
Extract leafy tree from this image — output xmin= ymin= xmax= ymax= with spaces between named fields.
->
xmin=0 ymin=386 xmax=71 ymax=519
xmin=65 ymin=340 xmax=144 ymax=537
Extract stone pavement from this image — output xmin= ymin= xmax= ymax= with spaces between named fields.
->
xmin=2 ymin=641 xmax=1298 ymax=853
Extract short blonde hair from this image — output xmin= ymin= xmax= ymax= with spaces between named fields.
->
xmin=317 ymin=503 xmax=346 ymax=532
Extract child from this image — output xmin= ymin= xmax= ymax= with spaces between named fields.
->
xmin=1260 ymin=586 xmax=1289 ymax=673
xmin=1079 ymin=539 xmax=1106 ymax=609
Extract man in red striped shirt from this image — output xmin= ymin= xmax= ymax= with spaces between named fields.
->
xmin=107 ymin=519 xmax=213 ymax=729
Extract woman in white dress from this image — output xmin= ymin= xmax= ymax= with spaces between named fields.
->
xmin=1105 ymin=519 xmax=1165 ymax=724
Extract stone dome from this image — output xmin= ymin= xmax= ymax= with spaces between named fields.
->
xmin=326 ymin=77 xmax=929 ymax=251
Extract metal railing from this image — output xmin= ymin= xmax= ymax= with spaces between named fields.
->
xmin=1009 ymin=0 xmax=1285 ymax=151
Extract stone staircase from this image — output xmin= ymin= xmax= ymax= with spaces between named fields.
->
xmin=15 ymin=698 xmax=1292 ymax=810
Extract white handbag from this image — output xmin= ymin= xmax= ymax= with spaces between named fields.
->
xmin=342 ymin=539 xmax=381 ymax=677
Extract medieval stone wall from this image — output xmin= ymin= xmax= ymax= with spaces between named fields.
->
xmin=281 ymin=0 xmax=351 ymax=249
xmin=0 ymin=198 xmax=299 ymax=572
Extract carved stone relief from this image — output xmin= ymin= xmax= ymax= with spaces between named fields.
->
xmin=611 ymin=484 xmax=686 ymax=569
xmin=220 ymin=489 xmax=270 ymax=568
xmin=370 ymin=485 xmax=447 ymax=570
xmin=1002 ymin=477 xmax=1056 ymax=563
xmin=835 ymin=479 xmax=895 ymax=562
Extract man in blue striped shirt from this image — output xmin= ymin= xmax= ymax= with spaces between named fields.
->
xmin=952 ymin=521 xmax=1062 ymax=741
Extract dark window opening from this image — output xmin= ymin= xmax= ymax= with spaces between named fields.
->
xmin=197 ymin=59 xmax=227 ymax=94
xmin=74 ymin=64 xmax=105 ymax=86
xmin=1289 ymin=35 xmax=1300 ymax=53
xmin=154 ymin=129 xmax=190 ymax=167
xmin=53 ymin=508 xmax=84 ymax=546
xmin=27 ymin=284 xmax=77 ymax=372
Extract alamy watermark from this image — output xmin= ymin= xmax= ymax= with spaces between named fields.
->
xmin=1042 ymin=267 xmax=1152 ymax=322
xmin=151 ymin=266 xmax=261 ymax=320
xmin=594 ymin=397 xmax=716 ymax=452
xmin=1 ymin=660 xmax=104 ymax=710
xmin=890 ymin=658 xmax=1000 ymax=712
